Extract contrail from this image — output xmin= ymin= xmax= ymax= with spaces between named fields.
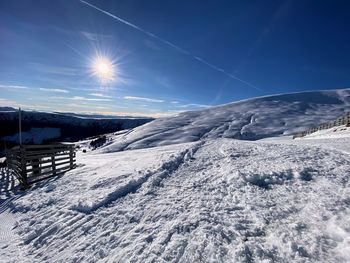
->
xmin=80 ymin=0 xmax=261 ymax=91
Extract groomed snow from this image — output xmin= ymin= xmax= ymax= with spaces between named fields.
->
xmin=1 ymin=135 xmax=350 ymax=262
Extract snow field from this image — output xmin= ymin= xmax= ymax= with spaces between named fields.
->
xmin=0 ymin=137 xmax=349 ymax=262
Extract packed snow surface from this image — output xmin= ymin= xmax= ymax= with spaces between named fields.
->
xmin=1 ymin=134 xmax=350 ymax=262
xmin=102 ymin=89 xmax=350 ymax=152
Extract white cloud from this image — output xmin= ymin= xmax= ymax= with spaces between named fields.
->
xmin=124 ymin=96 xmax=164 ymax=103
xmin=89 ymin=93 xmax=113 ymax=98
xmin=176 ymin=103 xmax=211 ymax=108
xmin=0 ymin=84 xmax=29 ymax=89
xmin=65 ymin=103 xmax=110 ymax=109
xmin=49 ymin=96 xmax=112 ymax=102
xmin=39 ymin=88 xmax=69 ymax=93
xmin=71 ymin=96 xmax=112 ymax=102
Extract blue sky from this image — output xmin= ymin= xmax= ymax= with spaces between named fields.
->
xmin=0 ymin=0 xmax=349 ymax=116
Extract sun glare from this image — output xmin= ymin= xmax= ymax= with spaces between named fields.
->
xmin=92 ymin=56 xmax=115 ymax=83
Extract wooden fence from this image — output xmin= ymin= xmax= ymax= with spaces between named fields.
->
xmin=6 ymin=143 xmax=76 ymax=186
xmin=293 ymin=111 xmax=350 ymax=139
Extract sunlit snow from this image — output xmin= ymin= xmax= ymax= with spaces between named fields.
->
xmin=1 ymin=89 xmax=350 ymax=262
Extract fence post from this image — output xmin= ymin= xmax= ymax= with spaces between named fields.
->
xmin=69 ymin=146 xmax=74 ymax=169
xmin=51 ymin=154 xmax=56 ymax=176
xmin=32 ymin=156 xmax=40 ymax=176
xmin=20 ymin=146 xmax=28 ymax=188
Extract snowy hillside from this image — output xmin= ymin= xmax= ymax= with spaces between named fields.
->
xmin=1 ymin=90 xmax=350 ymax=262
xmin=102 ymin=89 xmax=350 ymax=152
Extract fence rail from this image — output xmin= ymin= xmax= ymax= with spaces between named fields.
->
xmin=6 ymin=143 xmax=76 ymax=186
xmin=293 ymin=112 xmax=350 ymax=139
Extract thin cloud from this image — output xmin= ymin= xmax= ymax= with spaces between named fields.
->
xmin=50 ymin=96 xmax=112 ymax=102
xmin=66 ymin=103 xmax=111 ymax=109
xmin=155 ymin=75 xmax=172 ymax=89
xmin=81 ymin=31 xmax=112 ymax=41
xmin=0 ymin=98 xmax=33 ymax=109
xmin=124 ymin=96 xmax=164 ymax=103
xmin=71 ymin=96 xmax=112 ymax=102
xmin=80 ymin=0 xmax=261 ymax=91
xmin=0 ymin=98 xmax=18 ymax=106
xmin=167 ymin=109 xmax=186 ymax=114
xmin=89 ymin=93 xmax=113 ymax=98
xmin=144 ymin=39 xmax=163 ymax=51
xmin=39 ymin=88 xmax=69 ymax=93
xmin=0 ymin=84 xmax=29 ymax=89
xmin=176 ymin=103 xmax=211 ymax=108
xmin=29 ymin=62 xmax=79 ymax=76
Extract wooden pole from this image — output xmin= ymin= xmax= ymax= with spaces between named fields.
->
xmin=19 ymin=107 xmax=22 ymax=146
xmin=51 ymin=154 xmax=56 ymax=176
xmin=20 ymin=147 xmax=27 ymax=188
xmin=69 ymin=146 xmax=74 ymax=169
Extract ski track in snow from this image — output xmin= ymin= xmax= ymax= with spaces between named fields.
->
xmin=1 ymin=136 xmax=350 ymax=262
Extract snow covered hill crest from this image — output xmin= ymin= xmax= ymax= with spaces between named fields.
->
xmin=103 ymin=89 xmax=350 ymax=152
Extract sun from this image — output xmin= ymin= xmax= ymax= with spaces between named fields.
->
xmin=92 ymin=56 xmax=115 ymax=83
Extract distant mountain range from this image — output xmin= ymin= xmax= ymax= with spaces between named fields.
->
xmin=0 ymin=107 xmax=17 ymax=112
xmin=0 ymin=109 xmax=154 ymax=156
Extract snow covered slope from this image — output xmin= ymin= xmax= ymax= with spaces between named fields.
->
xmin=1 ymin=136 xmax=350 ymax=262
xmin=1 ymin=90 xmax=350 ymax=262
xmin=101 ymin=89 xmax=350 ymax=152
xmin=302 ymin=124 xmax=350 ymax=140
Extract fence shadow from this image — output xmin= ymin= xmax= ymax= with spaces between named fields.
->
xmin=0 ymin=168 xmax=21 ymax=198
xmin=0 ymin=167 xmax=69 ymax=216
xmin=0 ymin=168 xmax=24 ymax=214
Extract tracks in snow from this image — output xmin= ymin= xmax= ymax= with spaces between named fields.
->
xmin=2 ymin=138 xmax=350 ymax=262
xmin=72 ymin=141 xmax=205 ymax=214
